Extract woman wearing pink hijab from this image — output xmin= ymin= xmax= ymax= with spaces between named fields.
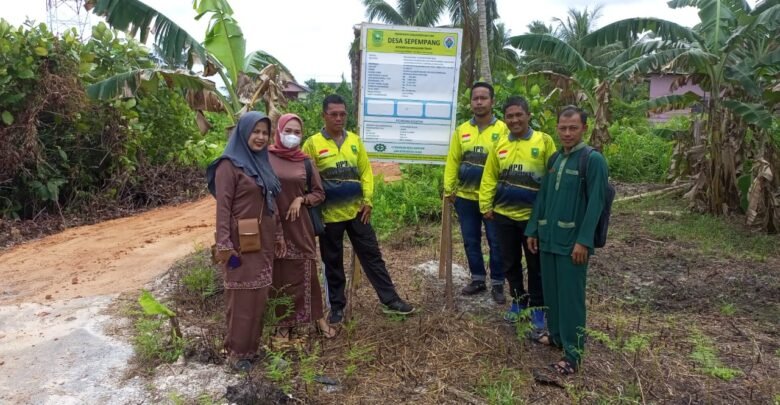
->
xmin=268 ymin=113 xmax=337 ymax=339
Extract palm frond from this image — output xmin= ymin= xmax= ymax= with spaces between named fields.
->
xmin=508 ymin=34 xmax=592 ymax=73
xmin=643 ymin=91 xmax=703 ymax=112
xmin=85 ymin=0 xmax=209 ymax=71
xmin=613 ymin=48 xmax=691 ymax=80
xmin=723 ymin=99 xmax=773 ymax=128
xmin=86 ymin=69 xmax=217 ymax=102
xmin=583 ymin=18 xmax=701 ymax=48
xmin=363 ymin=0 xmax=409 ymax=25
xmin=244 ymin=50 xmax=294 ymax=82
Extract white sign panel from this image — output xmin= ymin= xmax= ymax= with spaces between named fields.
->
xmin=359 ymin=24 xmax=462 ymax=164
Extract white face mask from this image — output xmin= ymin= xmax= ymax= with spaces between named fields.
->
xmin=281 ymin=134 xmax=301 ymax=148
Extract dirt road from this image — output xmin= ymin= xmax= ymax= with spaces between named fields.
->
xmin=0 ymin=198 xmax=216 ymax=305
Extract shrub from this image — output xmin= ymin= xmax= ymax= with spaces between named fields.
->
xmin=604 ymin=119 xmax=673 ymax=182
xmin=372 ymin=164 xmax=443 ymax=239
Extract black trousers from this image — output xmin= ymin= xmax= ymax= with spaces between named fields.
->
xmin=319 ymin=217 xmax=400 ymax=310
xmin=494 ymin=213 xmax=543 ymax=307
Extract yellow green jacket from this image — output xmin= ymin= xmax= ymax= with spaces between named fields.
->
xmin=302 ymin=130 xmax=374 ymax=223
xmin=479 ymin=129 xmax=556 ymax=221
xmin=443 ymin=117 xmax=507 ymax=201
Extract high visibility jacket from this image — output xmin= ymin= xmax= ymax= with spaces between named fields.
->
xmin=480 ymin=129 xmax=556 ymax=221
xmin=302 ymin=129 xmax=374 ymax=223
xmin=443 ymin=117 xmax=508 ymax=201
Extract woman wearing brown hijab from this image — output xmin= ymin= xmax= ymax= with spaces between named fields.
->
xmin=206 ymin=111 xmax=286 ymax=371
xmin=268 ymin=113 xmax=336 ymax=339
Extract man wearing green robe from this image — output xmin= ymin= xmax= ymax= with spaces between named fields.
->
xmin=526 ymin=106 xmax=609 ymax=375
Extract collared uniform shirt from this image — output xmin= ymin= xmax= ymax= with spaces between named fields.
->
xmin=444 ymin=117 xmax=508 ymax=201
xmin=479 ymin=129 xmax=556 ymax=221
xmin=525 ymin=142 xmax=609 ymax=255
xmin=302 ymin=129 xmax=374 ymax=224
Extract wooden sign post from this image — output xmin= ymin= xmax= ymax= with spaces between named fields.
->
xmin=438 ymin=197 xmax=454 ymax=309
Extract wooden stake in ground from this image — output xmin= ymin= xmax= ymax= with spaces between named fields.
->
xmin=438 ymin=197 xmax=454 ymax=309
xmin=346 ymin=250 xmax=362 ymax=319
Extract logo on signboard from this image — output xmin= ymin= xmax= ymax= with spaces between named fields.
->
xmin=372 ymin=30 xmax=384 ymax=47
xmin=531 ymin=147 xmax=540 ymax=158
xmin=374 ymin=144 xmax=387 ymax=152
xmin=444 ymin=36 xmax=455 ymax=49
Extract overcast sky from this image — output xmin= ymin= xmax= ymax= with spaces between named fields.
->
xmin=3 ymin=0 xmax=710 ymax=83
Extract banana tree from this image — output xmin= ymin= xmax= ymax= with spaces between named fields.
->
xmin=507 ymin=33 xmax=615 ymax=148
xmin=580 ymin=0 xmax=780 ymax=230
xmin=84 ymin=0 xmax=293 ymax=123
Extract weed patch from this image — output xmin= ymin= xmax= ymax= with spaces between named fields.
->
xmin=689 ymin=329 xmax=744 ymax=381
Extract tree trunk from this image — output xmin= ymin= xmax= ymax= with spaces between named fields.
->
xmin=459 ymin=0 xmax=476 ymax=89
xmin=476 ymin=0 xmax=491 ymax=83
xmin=589 ymin=80 xmax=611 ymax=150
xmin=349 ymin=26 xmax=362 ymax=121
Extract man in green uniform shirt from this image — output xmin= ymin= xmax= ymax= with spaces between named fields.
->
xmin=526 ymin=106 xmax=609 ymax=375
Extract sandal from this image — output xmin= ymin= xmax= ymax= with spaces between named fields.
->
xmin=274 ymin=327 xmax=292 ymax=342
xmin=317 ymin=318 xmax=339 ymax=339
xmin=550 ymin=359 xmax=577 ymax=375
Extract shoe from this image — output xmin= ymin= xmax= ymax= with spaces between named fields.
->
xmin=503 ymin=301 xmax=525 ymax=323
xmin=491 ymin=285 xmax=506 ymax=304
xmin=232 ymin=358 xmax=253 ymax=372
xmin=328 ymin=308 xmax=344 ymax=325
xmin=530 ymin=308 xmax=546 ymax=330
xmin=383 ymin=299 xmax=415 ymax=315
xmin=461 ymin=281 xmax=486 ymax=295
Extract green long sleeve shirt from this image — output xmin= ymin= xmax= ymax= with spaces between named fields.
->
xmin=525 ymin=142 xmax=609 ymax=256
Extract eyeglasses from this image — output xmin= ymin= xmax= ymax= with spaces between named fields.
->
xmin=325 ymin=112 xmax=347 ymax=118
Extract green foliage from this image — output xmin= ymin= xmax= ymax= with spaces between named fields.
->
xmin=298 ymin=344 xmax=322 ymax=396
xmin=455 ymin=74 xmax=559 ymax=138
xmin=372 ymin=164 xmax=443 ymax=240
xmin=133 ymin=316 xmax=187 ymax=365
xmin=181 ymin=264 xmax=218 ymax=299
xmin=132 ymin=88 xmax=201 ymax=165
xmin=719 ymin=302 xmax=737 ymax=316
xmin=180 ymin=112 xmax=231 ymax=167
xmin=1 ymin=21 xmax=209 ymax=220
xmin=689 ymin=328 xmax=743 ymax=381
xmin=603 ymin=119 xmax=673 ymax=182
xmin=513 ymin=306 xmax=536 ymax=344
xmin=139 ymin=290 xmax=177 ymax=318
xmin=587 ymin=328 xmax=653 ymax=354
xmin=344 ymin=343 xmax=375 ymax=379
xmin=476 ymin=368 xmax=527 ymax=405
xmin=284 ymin=79 xmax=356 ymax=137
xmin=262 ymin=288 xmax=295 ymax=338
xmin=626 ymin=196 xmax=780 ymax=261
xmin=264 ymin=350 xmax=293 ymax=394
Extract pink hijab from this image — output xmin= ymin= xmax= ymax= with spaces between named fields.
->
xmin=268 ymin=113 xmax=309 ymax=162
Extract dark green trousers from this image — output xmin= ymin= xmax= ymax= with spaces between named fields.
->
xmin=540 ymin=251 xmax=588 ymax=366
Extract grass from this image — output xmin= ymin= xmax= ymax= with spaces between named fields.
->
xmin=476 ymin=368 xmax=527 ymax=405
xmin=689 ymin=328 xmax=744 ymax=381
xmin=614 ymin=195 xmax=780 ymax=261
xmin=133 ymin=316 xmax=187 ymax=365
xmin=344 ymin=343 xmax=375 ymax=379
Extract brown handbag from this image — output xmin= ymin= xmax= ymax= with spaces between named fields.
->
xmin=238 ymin=217 xmax=262 ymax=253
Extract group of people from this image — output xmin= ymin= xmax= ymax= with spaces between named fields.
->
xmin=445 ymin=82 xmax=609 ymax=375
xmin=206 ymin=95 xmax=413 ymax=372
xmin=205 ymin=81 xmax=609 ymax=376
